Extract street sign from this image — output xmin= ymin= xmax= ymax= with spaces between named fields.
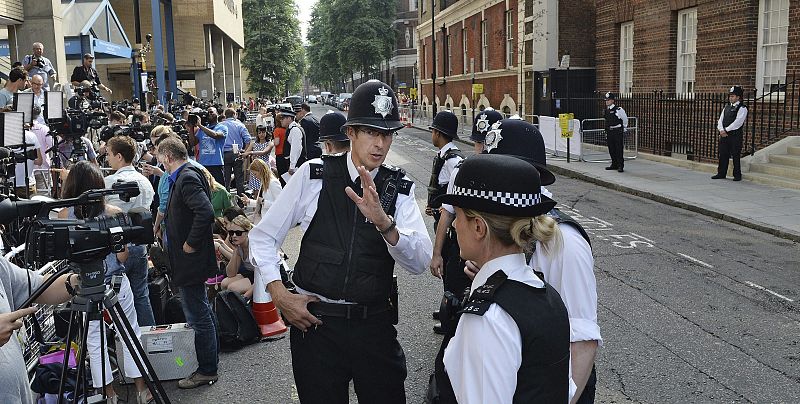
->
xmin=410 ymin=88 xmax=417 ymax=99
xmin=559 ymin=113 xmax=575 ymax=138
xmin=472 ymin=83 xmax=484 ymax=95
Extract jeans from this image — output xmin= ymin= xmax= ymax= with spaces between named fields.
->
xmin=125 ymin=244 xmax=155 ymax=326
xmin=178 ymin=284 xmax=219 ymax=376
xmin=223 ymin=150 xmax=245 ymax=194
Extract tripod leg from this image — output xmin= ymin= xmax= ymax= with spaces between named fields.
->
xmin=108 ymin=301 xmax=171 ymax=404
xmin=71 ymin=312 xmax=90 ymax=404
xmin=57 ymin=309 xmax=77 ymax=403
xmin=98 ymin=312 xmax=108 ymax=400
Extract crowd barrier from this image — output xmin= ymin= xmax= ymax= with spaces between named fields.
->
xmin=580 ymin=117 xmax=639 ymax=163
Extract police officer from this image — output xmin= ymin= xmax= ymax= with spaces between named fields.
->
xmin=603 ymin=92 xmax=628 ymax=172
xmin=249 ymin=80 xmax=432 ymax=404
xmin=274 ymin=107 xmax=295 ymax=183
xmin=713 ymin=86 xmax=748 ymax=181
xmin=297 ymin=103 xmax=322 ymax=163
xmin=317 ymin=110 xmax=349 ymax=155
xmin=470 ymin=107 xmax=503 ymax=153
xmin=426 ymin=110 xmax=464 ymax=334
xmin=435 ymin=153 xmax=571 ymax=403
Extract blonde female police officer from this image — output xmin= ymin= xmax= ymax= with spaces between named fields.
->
xmin=435 ymin=153 xmax=572 ymax=403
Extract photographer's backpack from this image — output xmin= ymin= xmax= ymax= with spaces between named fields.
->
xmin=214 ymin=290 xmax=260 ymax=351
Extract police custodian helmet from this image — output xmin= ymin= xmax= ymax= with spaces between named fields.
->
xmin=471 ymin=108 xmax=503 ymax=143
xmin=343 ymin=79 xmax=404 ymax=132
xmin=319 ymin=110 xmax=348 ymax=142
xmin=483 ymin=118 xmax=557 ymax=186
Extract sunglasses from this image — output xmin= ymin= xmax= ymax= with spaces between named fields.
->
xmin=228 ymin=230 xmax=247 ymax=236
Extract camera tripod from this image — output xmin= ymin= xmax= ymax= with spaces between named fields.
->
xmin=20 ymin=260 xmax=171 ymax=404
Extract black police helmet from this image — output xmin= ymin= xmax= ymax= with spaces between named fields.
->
xmin=319 ymin=110 xmax=348 ymax=142
xmin=471 ymin=108 xmax=503 ymax=143
xmin=483 ymin=118 xmax=556 ymax=186
xmin=429 ymin=110 xmax=459 ymax=139
xmin=604 ymin=92 xmax=616 ymax=101
xmin=435 ymin=154 xmax=557 ymax=218
xmin=343 ymin=80 xmax=403 ymax=132
xmin=729 ymin=86 xmax=744 ymax=98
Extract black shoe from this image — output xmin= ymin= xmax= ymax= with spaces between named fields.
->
xmin=605 ymin=166 xmax=617 ymax=170
xmin=433 ymin=323 xmax=445 ymax=335
xmin=711 ymin=174 xmax=726 ymax=179
xmin=617 ymin=167 xmax=624 ymax=172
xmin=432 ymin=310 xmax=440 ymax=320
xmin=733 ymin=176 xmax=742 ymax=181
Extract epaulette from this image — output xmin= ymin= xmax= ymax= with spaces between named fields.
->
xmin=381 ymin=163 xmax=402 ymax=173
xmin=459 ymin=271 xmax=508 ymax=316
xmin=397 ymin=179 xmax=412 ymax=195
xmin=380 ymin=163 xmax=411 ymax=195
xmin=309 ymin=163 xmax=324 ymax=179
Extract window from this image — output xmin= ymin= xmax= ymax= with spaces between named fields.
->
xmin=676 ymin=8 xmax=697 ymax=94
xmin=757 ymin=0 xmax=789 ymax=94
xmin=410 ymin=0 xmax=417 ymax=12
xmin=463 ymin=28 xmax=469 ymax=74
xmin=506 ymin=10 xmax=514 ymax=67
xmin=481 ymin=20 xmax=488 ymax=71
xmin=447 ymin=32 xmax=452 ymax=76
xmin=619 ymin=22 xmax=633 ymax=94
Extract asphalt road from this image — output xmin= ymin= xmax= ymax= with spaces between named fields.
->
xmin=158 ymin=104 xmax=799 ymax=403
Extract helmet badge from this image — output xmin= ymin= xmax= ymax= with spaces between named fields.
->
xmin=484 ymin=121 xmax=503 ymax=153
xmin=372 ymin=86 xmax=394 ymax=118
xmin=476 ymin=113 xmax=489 ymax=133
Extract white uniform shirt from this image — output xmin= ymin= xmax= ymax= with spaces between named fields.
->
xmin=103 ymin=165 xmax=155 ymax=213
xmin=716 ymin=101 xmax=748 ymax=132
xmin=441 ymin=166 xmax=460 ymax=215
xmin=287 ymin=122 xmax=304 ymax=170
xmin=249 ymin=152 xmax=433 ymax=302
xmin=436 ymin=142 xmax=461 ymax=185
xmin=443 ymin=253 xmax=577 ymax=403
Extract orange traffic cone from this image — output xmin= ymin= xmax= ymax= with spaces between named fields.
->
xmin=252 ymin=268 xmax=287 ymax=338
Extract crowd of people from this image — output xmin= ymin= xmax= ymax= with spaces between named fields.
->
xmin=0 ymin=40 xmax=610 ymax=404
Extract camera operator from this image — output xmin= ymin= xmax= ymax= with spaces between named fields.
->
xmin=0 ymin=257 xmax=75 ymax=404
xmin=187 ymin=107 xmax=227 ymax=185
xmin=104 ymin=135 xmax=156 ymax=326
xmin=22 ymin=43 xmax=56 ymax=91
xmin=70 ymin=54 xmax=112 ymax=95
xmin=12 ymin=125 xmax=43 ymax=198
xmin=54 ymin=132 xmax=99 ymax=168
xmin=0 ymin=68 xmax=28 ymax=108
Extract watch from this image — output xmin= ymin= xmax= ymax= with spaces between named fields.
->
xmin=377 ymin=215 xmax=396 ymax=235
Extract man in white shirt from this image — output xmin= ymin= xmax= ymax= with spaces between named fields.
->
xmin=286 ymin=112 xmax=304 ymax=175
xmin=25 ymin=75 xmax=46 ymax=124
xmin=22 ymin=42 xmax=57 ymax=91
xmin=104 ymin=135 xmax=156 ymax=326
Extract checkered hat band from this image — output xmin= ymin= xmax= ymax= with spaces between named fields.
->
xmin=452 ymin=185 xmax=541 ymax=207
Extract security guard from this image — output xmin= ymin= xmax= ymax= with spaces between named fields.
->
xmin=603 ymin=92 xmax=628 ymax=172
xmin=317 ymin=110 xmax=349 ymax=155
xmin=435 ymin=153 xmax=571 ymax=403
xmin=470 ymin=107 xmax=503 ymax=153
xmin=713 ymin=86 xmax=748 ymax=181
xmin=426 ymin=110 xmax=464 ymax=334
xmin=249 ymin=80 xmax=432 ymax=404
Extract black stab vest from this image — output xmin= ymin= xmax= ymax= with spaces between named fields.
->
xmin=604 ymin=105 xmax=624 ymax=132
xmin=439 ymin=270 xmax=571 ymax=404
xmin=550 ymin=208 xmax=591 ymax=247
xmin=427 ymin=148 xmax=463 ymax=208
xmin=722 ymin=103 xmax=746 ymax=136
xmin=293 ymin=154 xmax=400 ymax=303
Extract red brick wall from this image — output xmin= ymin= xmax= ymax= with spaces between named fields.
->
xmin=558 ymin=0 xmax=596 ymax=68
xmin=420 ymin=73 xmax=518 ymax=108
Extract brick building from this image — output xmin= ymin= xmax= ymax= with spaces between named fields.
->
xmin=416 ymin=0 xmax=595 ymax=119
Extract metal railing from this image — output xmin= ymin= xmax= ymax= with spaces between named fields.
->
xmin=580 ymin=118 xmax=639 ymax=163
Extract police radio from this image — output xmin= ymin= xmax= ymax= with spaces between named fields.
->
xmin=379 ymin=180 xmax=398 ymax=214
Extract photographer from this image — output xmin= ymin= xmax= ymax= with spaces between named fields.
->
xmin=187 ymin=107 xmax=227 ymax=185
xmin=0 ymin=257 xmax=75 ymax=404
xmin=0 ymin=68 xmax=28 ymax=108
xmin=22 ymin=43 xmax=56 ymax=91
xmin=70 ymin=54 xmax=112 ymax=94
xmin=104 ymin=135 xmax=156 ymax=326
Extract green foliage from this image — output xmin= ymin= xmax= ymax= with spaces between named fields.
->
xmin=306 ymin=0 xmax=397 ymax=91
xmin=242 ymin=0 xmax=306 ymax=97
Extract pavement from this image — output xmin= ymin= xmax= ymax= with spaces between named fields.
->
xmin=411 ymin=122 xmax=800 ymax=242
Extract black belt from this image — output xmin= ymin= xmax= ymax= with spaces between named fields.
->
xmin=307 ymin=301 xmax=391 ymax=320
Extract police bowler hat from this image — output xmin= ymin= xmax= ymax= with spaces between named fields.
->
xmin=343 ymin=80 xmax=404 ymax=132
xmin=729 ymin=86 xmax=744 ymax=98
xmin=319 ymin=110 xmax=348 ymax=141
xmin=429 ymin=110 xmax=459 ymax=139
xmin=436 ymin=154 xmax=557 ymax=218
xmin=471 ymin=108 xmax=503 ymax=143
xmin=483 ymin=118 xmax=556 ymax=186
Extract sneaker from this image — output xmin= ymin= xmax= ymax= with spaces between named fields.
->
xmin=205 ymin=274 xmax=225 ymax=285
xmin=711 ymin=174 xmax=726 ymax=179
xmin=178 ymin=371 xmax=219 ymax=389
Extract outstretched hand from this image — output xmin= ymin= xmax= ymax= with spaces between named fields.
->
xmin=344 ymin=166 xmax=390 ymax=229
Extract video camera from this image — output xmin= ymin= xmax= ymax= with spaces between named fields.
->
xmin=49 ymin=109 xmax=108 ymax=139
xmin=71 ymin=84 xmax=106 ymax=111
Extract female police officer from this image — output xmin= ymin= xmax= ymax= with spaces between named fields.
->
xmin=435 ymin=153 xmax=572 ymax=403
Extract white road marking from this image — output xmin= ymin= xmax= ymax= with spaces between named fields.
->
xmin=630 ymin=232 xmax=655 ymax=244
xmin=744 ymin=281 xmax=795 ymax=303
xmin=677 ymin=253 xmax=714 ymax=269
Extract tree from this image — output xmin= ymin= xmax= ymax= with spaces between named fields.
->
xmin=242 ymin=0 xmax=306 ymax=98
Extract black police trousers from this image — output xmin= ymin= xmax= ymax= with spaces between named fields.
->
xmin=442 ymin=234 xmax=470 ymax=298
xmin=716 ymin=132 xmax=743 ymax=178
xmin=290 ymin=312 xmax=407 ymax=404
xmin=606 ymin=129 xmax=625 ymax=168
xmin=276 ymin=156 xmax=289 ymax=186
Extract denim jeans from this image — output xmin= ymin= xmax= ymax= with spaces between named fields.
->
xmin=125 ymin=244 xmax=155 ymax=326
xmin=178 ymin=283 xmax=219 ymax=376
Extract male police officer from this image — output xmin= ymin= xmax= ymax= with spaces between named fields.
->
xmin=274 ymin=107 xmax=296 ymax=183
xmin=318 ymin=110 xmax=349 ymax=155
xmin=250 ymin=80 xmax=432 ymax=404
xmin=712 ymin=86 xmax=748 ymax=181
xmin=297 ymin=104 xmax=322 ymax=163
xmin=603 ymin=92 xmax=628 ymax=172
xmin=470 ymin=108 xmax=503 ymax=153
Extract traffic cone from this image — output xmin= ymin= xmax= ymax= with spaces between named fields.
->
xmin=252 ymin=267 xmax=287 ymax=338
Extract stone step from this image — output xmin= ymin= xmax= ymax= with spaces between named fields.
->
xmin=743 ymin=171 xmax=800 ymax=191
xmin=788 ymin=146 xmax=800 ymax=156
xmin=749 ymin=162 xmax=800 ymax=180
xmin=770 ymin=153 xmax=800 ymax=167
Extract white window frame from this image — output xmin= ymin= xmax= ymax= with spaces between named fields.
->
xmin=481 ymin=19 xmax=488 ymax=71
xmin=506 ymin=10 xmax=514 ymax=68
xmin=410 ymin=0 xmax=417 ymax=12
xmin=619 ymin=22 xmax=634 ymax=94
xmin=463 ymin=27 xmax=468 ymax=74
xmin=756 ymin=0 xmax=789 ymax=95
xmin=675 ymin=8 xmax=697 ymax=94
xmin=447 ymin=32 xmax=452 ymax=76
